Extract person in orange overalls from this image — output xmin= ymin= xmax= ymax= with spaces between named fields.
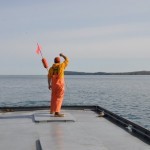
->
xmin=48 ymin=53 xmax=69 ymax=117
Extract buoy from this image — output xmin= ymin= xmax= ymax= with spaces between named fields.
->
xmin=42 ymin=58 xmax=49 ymax=69
xmin=35 ymin=43 xmax=49 ymax=71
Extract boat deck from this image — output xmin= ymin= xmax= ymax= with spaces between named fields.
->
xmin=0 ymin=107 xmax=149 ymax=150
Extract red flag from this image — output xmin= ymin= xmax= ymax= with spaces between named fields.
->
xmin=36 ymin=43 xmax=41 ymax=54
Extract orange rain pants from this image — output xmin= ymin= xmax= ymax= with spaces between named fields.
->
xmin=50 ymin=75 xmax=65 ymax=113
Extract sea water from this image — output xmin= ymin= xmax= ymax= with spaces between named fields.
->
xmin=0 ymin=75 xmax=150 ymax=130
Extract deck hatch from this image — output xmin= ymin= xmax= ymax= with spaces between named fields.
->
xmin=34 ymin=112 xmax=76 ymax=123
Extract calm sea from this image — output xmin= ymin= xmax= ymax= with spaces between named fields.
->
xmin=0 ymin=75 xmax=150 ymax=130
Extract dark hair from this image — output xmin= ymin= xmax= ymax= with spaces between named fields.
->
xmin=54 ymin=57 xmax=60 ymax=63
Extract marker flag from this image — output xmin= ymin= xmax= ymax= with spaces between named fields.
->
xmin=36 ymin=43 xmax=41 ymax=54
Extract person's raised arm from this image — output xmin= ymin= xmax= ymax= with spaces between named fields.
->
xmin=59 ymin=53 xmax=69 ymax=68
xmin=60 ymin=53 xmax=67 ymax=60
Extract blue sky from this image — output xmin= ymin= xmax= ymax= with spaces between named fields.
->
xmin=0 ymin=0 xmax=150 ymax=74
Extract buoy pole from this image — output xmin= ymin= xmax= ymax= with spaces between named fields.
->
xmin=39 ymin=49 xmax=43 ymax=59
xmin=36 ymin=43 xmax=49 ymax=72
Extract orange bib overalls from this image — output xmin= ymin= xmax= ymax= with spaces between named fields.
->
xmin=50 ymin=66 xmax=65 ymax=113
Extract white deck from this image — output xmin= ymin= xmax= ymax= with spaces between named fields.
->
xmin=0 ymin=109 xmax=149 ymax=150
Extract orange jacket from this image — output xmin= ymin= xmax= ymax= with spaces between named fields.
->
xmin=48 ymin=57 xmax=69 ymax=79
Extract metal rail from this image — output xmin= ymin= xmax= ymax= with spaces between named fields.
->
xmin=96 ymin=106 xmax=150 ymax=144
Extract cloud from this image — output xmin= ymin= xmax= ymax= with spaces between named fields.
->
xmin=40 ymin=22 xmax=150 ymax=39
xmin=0 ymin=0 xmax=150 ymax=74
xmin=1 ymin=22 xmax=150 ymax=59
xmin=30 ymin=23 xmax=150 ymax=59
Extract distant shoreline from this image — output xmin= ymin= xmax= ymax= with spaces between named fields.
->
xmin=65 ymin=71 xmax=150 ymax=75
xmin=0 ymin=71 xmax=150 ymax=76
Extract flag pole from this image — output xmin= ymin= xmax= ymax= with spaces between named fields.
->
xmin=40 ymin=49 xmax=44 ymax=59
xmin=36 ymin=43 xmax=49 ymax=72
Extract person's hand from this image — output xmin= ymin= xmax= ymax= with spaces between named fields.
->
xmin=48 ymin=85 xmax=52 ymax=90
xmin=59 ymin=53 xmax=67 ymax=60
xmin=59 ymin=53 xmax=64 ymax=57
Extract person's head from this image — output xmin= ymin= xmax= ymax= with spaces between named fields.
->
xmin=54 ymin=57 xmax=60 ymax=63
